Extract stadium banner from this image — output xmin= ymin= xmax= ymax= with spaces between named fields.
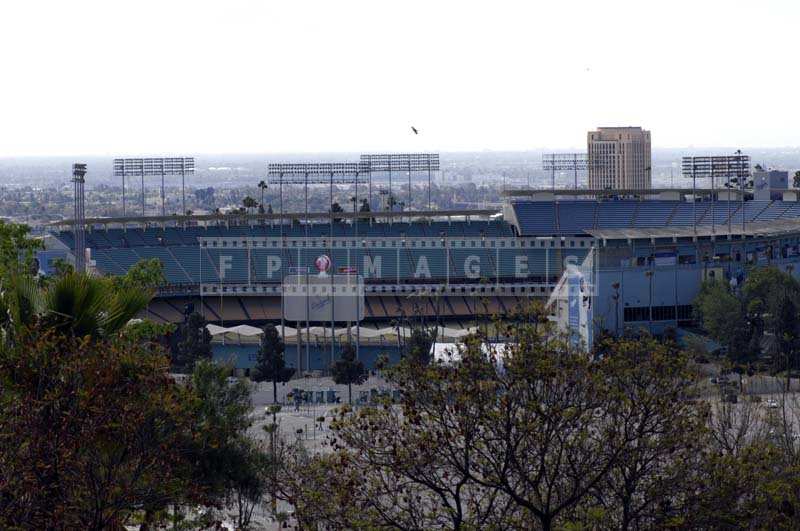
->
xmin=653 ymin=252 xmax=677 ymax=267
xmin=282 ymin=274 xmax=365 ymax=322
xmin=567 ymin=272 xmax=581 ymax=329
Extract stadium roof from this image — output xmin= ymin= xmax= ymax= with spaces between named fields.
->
xmin=509 ymin=199 xmax=800 ymax=237
xmin=49 ymin=208 xmax=501 ymax=228
xmin=503 ymin=188 xmax=740 ymax=198
xmin=587 ymin=218 xmax=800 ymax=241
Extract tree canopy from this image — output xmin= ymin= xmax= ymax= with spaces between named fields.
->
xmin=694 ymin=267 xmax=800 ymax=369
xmin=170 ymin=312 xmax=213 ymax=373
xmin=330 ymin=343 xmax=367 ymax=404
xmin=252 ymin=323 xmax=294 ymax=403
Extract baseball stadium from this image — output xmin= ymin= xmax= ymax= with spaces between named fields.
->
xmin=41 ymin=157 xmax=800 ymax=372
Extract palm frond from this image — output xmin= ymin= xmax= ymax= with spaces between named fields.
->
xmin=101 ymin=287 xmax=152 ymax=336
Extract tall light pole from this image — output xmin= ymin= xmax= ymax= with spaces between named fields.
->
xmin=72 ymin=163 xmax=87 ymax=273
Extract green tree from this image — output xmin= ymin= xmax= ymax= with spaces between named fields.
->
xmin=330 ymin=343 xmax=367 ymax=404
xmin=586 ymin=336 xmax=707 ymax=528
xmin=242 ymin=196 xmax=257 ymax=214
xmin=183 ymin=360 xmax=253 ymax=508
xmin=170 ymin=312 xmax=212 ymax=372
xmin=0 ymin=220 xmax=42 ymax=281
xmin=0 ymin=326 xmax=194 ymax=529
xmin=794 ymin=170 xmax=800 ymax=189
xmin=281 ymin=305 xmax=711 ymax=530
xmin=112 ymin=257 xmax=166 ymax=295
xmin=51 ymin=257 xmax=74 ymax=277
xmin=257 ymin=180 xmax=268 ymax=213
xmin=251 ymin=323 xmax=295 ymax=404
xmin=359 ymin=198 xmax=373 ymax=222
xmin=225 ymin=437 xmax=281 ymax=530
xmin=0 ymin=272 xmax=150 ymax=342
xmin=403 ymin=322 xmax=436 ymax=365
xmin=694 ymin=279 xmax=749 ymax=361
xmin=330 ymin=201 xmax=344 ymax=222
xmin=696 ymin=267 xmax=800 ymax=370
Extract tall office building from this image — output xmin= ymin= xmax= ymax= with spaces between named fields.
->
xmin=587 ymin=126 xmax=651 ymax=190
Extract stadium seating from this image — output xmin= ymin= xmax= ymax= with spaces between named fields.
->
xmin=596 ymin=201 xmax=638 ymax=229
xmin=633 ymin=202 xmax=678 ymax=228
xmin=49 ymin=199 xmax=800 ymax=292
xmin=557 ymin=201 xmax=597 ymax=234
xmin=133 ymin=246 xmax=192 ymax=284
xmin=513 ymin=202 xmax=557 ymax=235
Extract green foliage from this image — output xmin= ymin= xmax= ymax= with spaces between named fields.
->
xmin=403 ymin=322 xmax=436 ymax=365
xmin=51 ymin=257 xmax=74 ymax=277
xmin=242 ymin=196 xmax=258 ymax=213
xmin=278 ymin=307 xmax=716 ymax=530
xmin=252 ymin=323 xmax=294 ymax=403
xmin=694 ymin=268 xmax=800 ymax=368
xmin=225 ymin=437 xmax=279 ymax=530
xmin=0 ymin=220 xmax=41 ymax=281
xmin=330 ymin=343 xmax=367 ymax=404
xmin=171 ymin=312 xmax=213 ymax=372
xmin=694 ymin=279 xmax=744 ymax=352
xmin=183 ymin=360 xmax=253 ymax=505
xmin=330 ymin=201 xmax=345 ymax=222
xmin=113 ymin=257 xmax=166 ymax=291
xmin=0 ymin=328 xmax=193 ymax=528
xmin=0 ymin=273 xmax=267 ymax=528
xmin=0 ymin=272 xmax=150 ymax=342
xmin=122 ymin=319 xmax=175 ymax=345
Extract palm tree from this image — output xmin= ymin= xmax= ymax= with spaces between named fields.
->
xmin=242 ymin=196 xmax=257 ymax=215
xmin=0 ymin=272 xmax=150 ymax=342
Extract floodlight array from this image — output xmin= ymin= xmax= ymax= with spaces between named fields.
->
xmin=681 ymin=155 xmax=750 ymax=179
xmin=267 ymin=162 xmax=370 ymax=184
xmin=541 ymin=153 xmax=590 ymax=171
xmin=113 ymin=157 xmax=195 ymax=177
xmin=360 ymin=153 xmax=440 ymax=172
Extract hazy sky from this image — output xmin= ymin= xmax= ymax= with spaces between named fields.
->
xmin=1 ymin=0 xmax=798 ymax=156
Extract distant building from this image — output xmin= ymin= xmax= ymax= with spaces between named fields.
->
xmin=587 ymin=126 xmax=651 ymax=190
xmin=753 ymin=169 xmax=788 ymax=201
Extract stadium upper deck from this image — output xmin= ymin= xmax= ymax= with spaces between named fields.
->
xmin=508 ymin=199 xmax=800 ymax=236
xmin=41 ymin=196 xmax=800 ymax=330
xmin=47 ymin=198 xmax=800 ymax=289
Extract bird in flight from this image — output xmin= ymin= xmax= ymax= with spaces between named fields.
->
xmin=411 ymin=126 xmax=419 ymax=135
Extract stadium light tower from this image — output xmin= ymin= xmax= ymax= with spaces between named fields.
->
xmin=541 ymin=154 xmax=591 ymax=190
xmin=72 ymin=163 xmax=87 ymax=273
xmin=682 ymin=153 xmax=750 ymax=235
xmin=360 ymin=154 xmax=440 ymax=211
xmin=113 ymin=157 xmax=195 ymax=217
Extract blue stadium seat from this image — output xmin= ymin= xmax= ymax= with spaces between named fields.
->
xmin=133 ymin=246 xmax=192 ymax=284
xmin=757 ymin=201 xmax=792 ymax=220
xmin=512 ymin=202 xmax=557 ymax=235
xmin=633 ymin=202 xmax=678 ymax=228
xmin=556 ymin=201 xmax=596 ymax=234
xmin=668 ymin=203 xmax=709 ymax=226
xmin=596 ymin=201 xmax=638 ymax=229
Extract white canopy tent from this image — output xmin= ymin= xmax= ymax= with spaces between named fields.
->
xmin=206 ymin=324 xmax=479 ymax=344
xmin=430 ymin=342 xmax=510 ymax=365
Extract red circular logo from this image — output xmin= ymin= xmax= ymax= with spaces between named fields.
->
xmin=315 ymin=255 xmax=331 ymax=273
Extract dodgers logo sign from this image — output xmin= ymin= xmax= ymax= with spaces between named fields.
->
xmin=315 ymin=254 xmax=331 ymax=273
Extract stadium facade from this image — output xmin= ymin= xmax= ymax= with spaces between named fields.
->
xmin=45 ymin=186 xmax=800 ymax=369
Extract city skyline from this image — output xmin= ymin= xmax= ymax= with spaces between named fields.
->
xmin=1 ymin=0 xmax=799 ymax=157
